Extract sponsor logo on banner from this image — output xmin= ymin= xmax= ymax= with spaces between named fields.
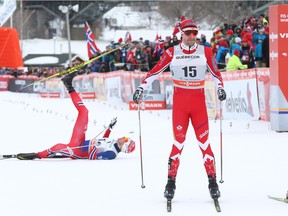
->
xmin=270 ymin=51 xmax=278 ymax=61
xmin=0 ymin=81 xmax=8 ymax=90
xmin=79 ymin=92 xmax=96 ymax=99
xmin=280 ymin=33 xmax=288 ymax=38
xmin=270 ymin=32 xmax=278 ymax=42
xmin=280 ymin=13 xmax=288 ymax=22
xmin=129 ymin=101 xmax=165 ymax=110
xmin=40 ymin=92 xmax=60 ymax=98
xmin=129 ymin=93 xmax=165 ymax=110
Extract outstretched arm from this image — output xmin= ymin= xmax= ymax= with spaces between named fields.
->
xmin=103 ymin=117 xmax=117 ymax=138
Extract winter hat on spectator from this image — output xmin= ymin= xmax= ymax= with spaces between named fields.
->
xmin=215 ymin=29 xmax=223 ymax=37
xmin=233 ymin=49 xmax=240 ymax=57
xmin=235 ymin=37 xmax=241 ymax=43
xmin=234 ymin=26 xmax=242 ymax=34
xmin=180 ymin=19 xmax=198 ymax=32
xmin=226 ymin=29 xmax=234 ymax=36
xmin=244 ymin=33 xmax=252 ymax=42
xmin=220 ymin=40 xmax=229 ymax=48
xmin=241 ymin=37 xmax=248 ymax=42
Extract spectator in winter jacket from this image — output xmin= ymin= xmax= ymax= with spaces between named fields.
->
xmin=259 ymin=14 xmax=269 ymax=26
xmin=240 ymin=37 xmax=255 ymax=68
xmin=226 ymin=49 xmax=248 ymax=71
xmin=253 ymin=28 xmax=266 ymax=67
xmin=262 ymin=28 xmax=270 ymax=67
xmin=230 ymin=37 xmax=242 ymax=56
xmin=200 ymin=34 xmax=211 ymax=47
xmin=216 ymin=40 xmax=230 ymax=70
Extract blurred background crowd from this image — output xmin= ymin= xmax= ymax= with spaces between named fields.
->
xmin=0 ymin=13 xmax=269 ymax=77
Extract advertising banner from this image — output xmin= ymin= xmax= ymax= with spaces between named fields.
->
xmin=269 ymin=4 xmax=288 ymax=131
xmin=129 ymin=94 xmax=165 ymax=110
xmin=0 ymin=75 xmax=9 ymax=91
xmin=221 ymin=70 xmax=260 ymax=120
xmin=256 ymin=68 xmax=270 ymax=121
xmin=0 ymin=0 xmax=16 ymax=26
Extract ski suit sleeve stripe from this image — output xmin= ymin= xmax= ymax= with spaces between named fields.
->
xmin=103 ymin=128 xmax=111 ymax=138
xmin=88 ymin=146 xmax=98 ymax=160
xmin=139 ymin=47 xmax=174 ymax=90
xmin=204 ymin=46 xmax=224 ymax=88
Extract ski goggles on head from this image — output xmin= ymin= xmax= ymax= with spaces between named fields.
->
xmin=183 ymin=30 xmax=198 ymax=36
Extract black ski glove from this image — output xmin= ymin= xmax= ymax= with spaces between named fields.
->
xmin=133 ymin=87 xmax=143 ymax=104
xmin=217 ymin=87 xmax=226 ymax=101
xmin=109 ymin=117 xmax=117 ymax=129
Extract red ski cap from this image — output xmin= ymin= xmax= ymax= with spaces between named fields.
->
xmin=180 ymin=19 xmax=198 ymax=32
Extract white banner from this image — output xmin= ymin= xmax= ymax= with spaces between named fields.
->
xmin=222 ymin=71 xmax=260 ymax=120
xmin=0 ymin=0 xmax=16 ymax=26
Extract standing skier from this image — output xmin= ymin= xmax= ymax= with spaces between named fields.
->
xmin=133 ymin=19 xmax=226 ymax=201
xmin=16 ymin=72 xmax=135 ymax=160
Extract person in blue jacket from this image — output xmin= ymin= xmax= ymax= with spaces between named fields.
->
xmin=215 ymin=40 xmax=230 ymax=70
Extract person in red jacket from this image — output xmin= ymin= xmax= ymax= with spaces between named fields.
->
xmin=16 ymin=72 xmax=135 ymax=160
xmin=133 ymin=19 xmax=226 ymax=201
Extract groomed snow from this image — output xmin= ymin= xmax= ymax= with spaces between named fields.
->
xmin=1 ymin=91 xmax=288 ymax=216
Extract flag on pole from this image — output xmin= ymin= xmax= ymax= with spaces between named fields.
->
xmin=154 ymin=34 xmax=162 ymax=41
xmin=124 ymin=31 xmax=132 ymax=43
xmin=152 ymin=39 xmax=164 ymax=58
xmin=85 ymin=21 xmax=101 ymax=58
xmin=172 ymin=15 xmax=185 ymax=36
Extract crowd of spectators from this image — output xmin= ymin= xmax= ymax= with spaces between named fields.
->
xmin=0 ymin=66 xmax=63 ymax=78
xmin=211 ymin=14 xmax=269 ymax=71
xmin=0 ymin=13 xmax=270 ymax=77
xmin=88 ymin=13 xmax=269 ymax=73
xmin=87 ymin=35 xmax=179 ymax=73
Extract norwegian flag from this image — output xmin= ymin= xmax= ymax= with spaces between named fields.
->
xmin=85 ymin=21 xmax=101 ymax=58
xmin=124 ymin=31 xmax=132 ymax=43
xmin=152 ymin=39 xmax=165 ymax=58
xmin=154 ymin=33 xmax=162 ymax=41
xmin=172 ymin=15 xmax=185 ymax=36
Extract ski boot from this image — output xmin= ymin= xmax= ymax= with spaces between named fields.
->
xmin=17 ymin=153 xmax=39 ymax=160
xmin=164 ymin=178 xmax=176 ymax=212
xmin=208 ymin=175 xmax=221 ymax=199
xmin=61 ymin=72 xmax=77 ymax=93
xmin=164 ymin=179 xmax=176 ymax=199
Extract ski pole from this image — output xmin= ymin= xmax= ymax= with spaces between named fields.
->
xmin=219 ymin=101 xmax=224 ymax=184
xmin=138 ymin=103 xmax=145 ymax=188
xmin=92 ymin=126 xmax=108 ymax=140
xmin=20 ymin=43 xmax=128 ymax=90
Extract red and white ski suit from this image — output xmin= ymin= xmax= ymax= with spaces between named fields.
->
xmin=138 ymin=42 xmax=224 ymax=180
xmin=37 ymin=92 xmax=121 ymax=160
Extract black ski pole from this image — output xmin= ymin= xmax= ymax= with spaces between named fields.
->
xmin=219 ymin=101 xmax=224 ymax=183
xmin=138 ymin=103 xmax=145 ymax=188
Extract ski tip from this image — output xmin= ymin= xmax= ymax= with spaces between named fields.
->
xmin=268 ymin=195 xmax=288 ymax=203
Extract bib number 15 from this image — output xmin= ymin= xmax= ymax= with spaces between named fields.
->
xmin=182 ymin=66 xmax=197 ymax=77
